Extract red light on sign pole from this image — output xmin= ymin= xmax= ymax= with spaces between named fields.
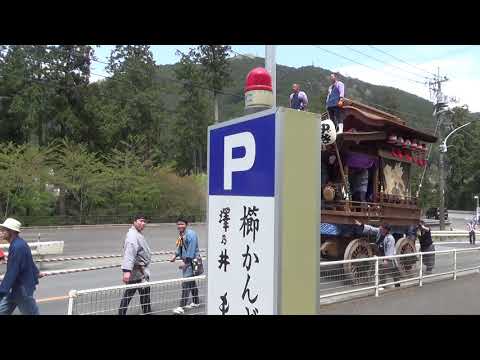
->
xmin=244 ymin=67 xmax=274 ymax=112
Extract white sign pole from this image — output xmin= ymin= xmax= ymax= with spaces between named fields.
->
xmin=265 ymin=45 xmax=276 ymax=109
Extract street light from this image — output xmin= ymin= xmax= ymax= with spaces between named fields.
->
xmin=438 ymin=120 xmax=475 ymax=230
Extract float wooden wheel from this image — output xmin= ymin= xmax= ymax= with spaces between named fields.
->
xmin=395 ymin=237 xmax=418 ymax=277
xmin=343 ymin=238 xmax=374 ymax=285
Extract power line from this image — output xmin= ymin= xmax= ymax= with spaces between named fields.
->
xmin=343 ymin=45 xmax=431 ymax=81
xmin=312 ymin=45 xmax=426 ymax=85
xmin=89 ymin=58 xmax=244 ymax=100
xmin=90 ymin=70 xmax=244 ymax=101
xmin=367 ymin=45 xmax=437 ymax=78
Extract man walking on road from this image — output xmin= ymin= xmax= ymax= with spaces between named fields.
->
xmin=170 ymin=218 xmax=200 ymax=315
xmin=0 ymin=218 xmax=44 ymax=315
xmin=417 ymin=221 xmax=435 ymax=274
xmin=118 ymin=214 xmax=152 ymax=315
xmin=467 ymin=220 xmax=476 ymax=245
xmin=354 ymin=219 xmax=400 ymax=288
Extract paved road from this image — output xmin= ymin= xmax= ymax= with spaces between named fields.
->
xmin=20 ymin=223 xmax=208 ymax=256
xmin=319 ymin=272 xmax=480 ymax=314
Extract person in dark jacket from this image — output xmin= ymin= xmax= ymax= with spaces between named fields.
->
xmin=170 ymin=217 xmax=200 ymax=315
xmin=0 ymin=218 xmax=44 ymax=315
xmin=417 ymin=221 xmax=435 ymax=274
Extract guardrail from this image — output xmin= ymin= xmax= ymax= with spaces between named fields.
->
xmin=0 ymin=241 xmax=64 ymax=258
xmin=0 ymin=255 xmax=207 ymax=281
xmin=319 ymin=246 xmax=480 ymax=303
xmin=67 ymin=275 xmax=207 ymax=315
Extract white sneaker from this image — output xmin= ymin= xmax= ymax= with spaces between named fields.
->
xmin=189 ymin=302 xmax=200 ymax=308
xmin=378 ymin=287 xmax=385 ymax=291
xmin=173 ymin=307 xmax=184 ymax=314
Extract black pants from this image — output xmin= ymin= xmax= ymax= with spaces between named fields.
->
xmin=380 ymin=260 xmax=401 ymax=287
xmin=421 ymin=244 xmax=436 ymax=272
xmin=118 ymin=279 xmax=151 ymax=315
xmin=327 ymin=106 xmax=342 ymax=129
xmin=180 ymin=280 xmax=199 ymax=307
xmin=470 ymin=231 xmax=476 ymax=244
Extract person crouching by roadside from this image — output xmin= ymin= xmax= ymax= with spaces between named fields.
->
xmin=417 ymin=221 xmax=435 ymax=274
xmin=170 ymin=217 xmax=200 ymax=315
xmin=0 ymin=218 xmax=44 ymax=315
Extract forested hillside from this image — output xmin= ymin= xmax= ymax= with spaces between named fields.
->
xmin=0 ymin=45 xmax=478 ymax=224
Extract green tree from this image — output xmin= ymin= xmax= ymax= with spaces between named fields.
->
xmin=51 ymin=140 xmax=109 ymax=224
xmin=0 ymin=142 xmax=55 ymax=218
xmin=105 ymin=45 xmax=167 ymax=163
xmin=189 ymin=45 xmax=232 ymax=123
xmin=173 ymin=50 xmax=211 ymax=175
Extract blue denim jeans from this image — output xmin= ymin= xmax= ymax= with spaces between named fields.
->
xmin=0 ymin=291 xmax=40 ymax=315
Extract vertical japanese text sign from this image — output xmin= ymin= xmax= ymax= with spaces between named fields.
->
xmin=207 ymin=110 xmax=277 ymax=315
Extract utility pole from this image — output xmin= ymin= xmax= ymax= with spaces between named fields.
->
xmin=428 ymin=68 xmax=449 ymax=230
xmin=265 ymin=45 xmax=276 ymax=108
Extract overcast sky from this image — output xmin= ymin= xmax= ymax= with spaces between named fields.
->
xmin=91 ymin=45 xmax=480 ymax=112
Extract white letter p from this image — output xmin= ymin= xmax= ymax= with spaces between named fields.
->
xmin=223 ymin=132 xmax=256 ymax=190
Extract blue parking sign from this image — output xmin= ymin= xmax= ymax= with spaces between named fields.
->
xmin=208 ymin=113 xmax=275 ymax=197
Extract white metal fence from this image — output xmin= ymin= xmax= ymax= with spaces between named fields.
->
xmin=319 ymin=247 xmax=480 ymax=303
xmin=67 ymin=275 xmax=207 ymax=315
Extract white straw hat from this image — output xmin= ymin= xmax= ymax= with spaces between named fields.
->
xmin=0 ymin=218 xmax=22 ymax=233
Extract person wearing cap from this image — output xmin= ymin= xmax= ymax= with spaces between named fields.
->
xmin=354 ymin=219 xmax=401 ymax=288
xmin=118 ymin=214 xmax=152 ymax=315
xmin=326 ymin=72 xmax=345 ymax=134
xmin=170 ymin=217 xmax=200 ymax=315
xmin=289 ymin=84 xmax=308 ymax=111
xmin=0 ymin=218 xmax=43 ymax=315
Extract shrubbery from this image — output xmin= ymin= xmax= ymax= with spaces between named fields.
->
xmin=0 ymin=141 xmax=206 ymax=225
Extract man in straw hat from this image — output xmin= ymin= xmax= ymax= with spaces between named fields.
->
xmin=0 ymin=218 xmax=43 ymax=315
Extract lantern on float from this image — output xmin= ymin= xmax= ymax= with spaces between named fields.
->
xmin=411 ymin=140 xmax=418 ymax=151
xmin=387 ymin=134 xmax=397 ymax=144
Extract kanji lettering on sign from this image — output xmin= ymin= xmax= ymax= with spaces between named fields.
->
xmin=242 ymin=244 xmax=259 ymax=271
xmin=219 ymin=292 xmax=229 ymax=315
xmin=245 ymin=307 xmax=259 ymax=315
xmin=218 ymin=249 xmax=230 ymax=272
xmin=240 ymin=205 xmax=260 ymax=242
xmin=241 ymin=273 xmax=259 ymax=304
xmin=219 ymin=207 xmax=231 ymax=232
xmin=221 ymin=234 xmax=227 ymax=245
